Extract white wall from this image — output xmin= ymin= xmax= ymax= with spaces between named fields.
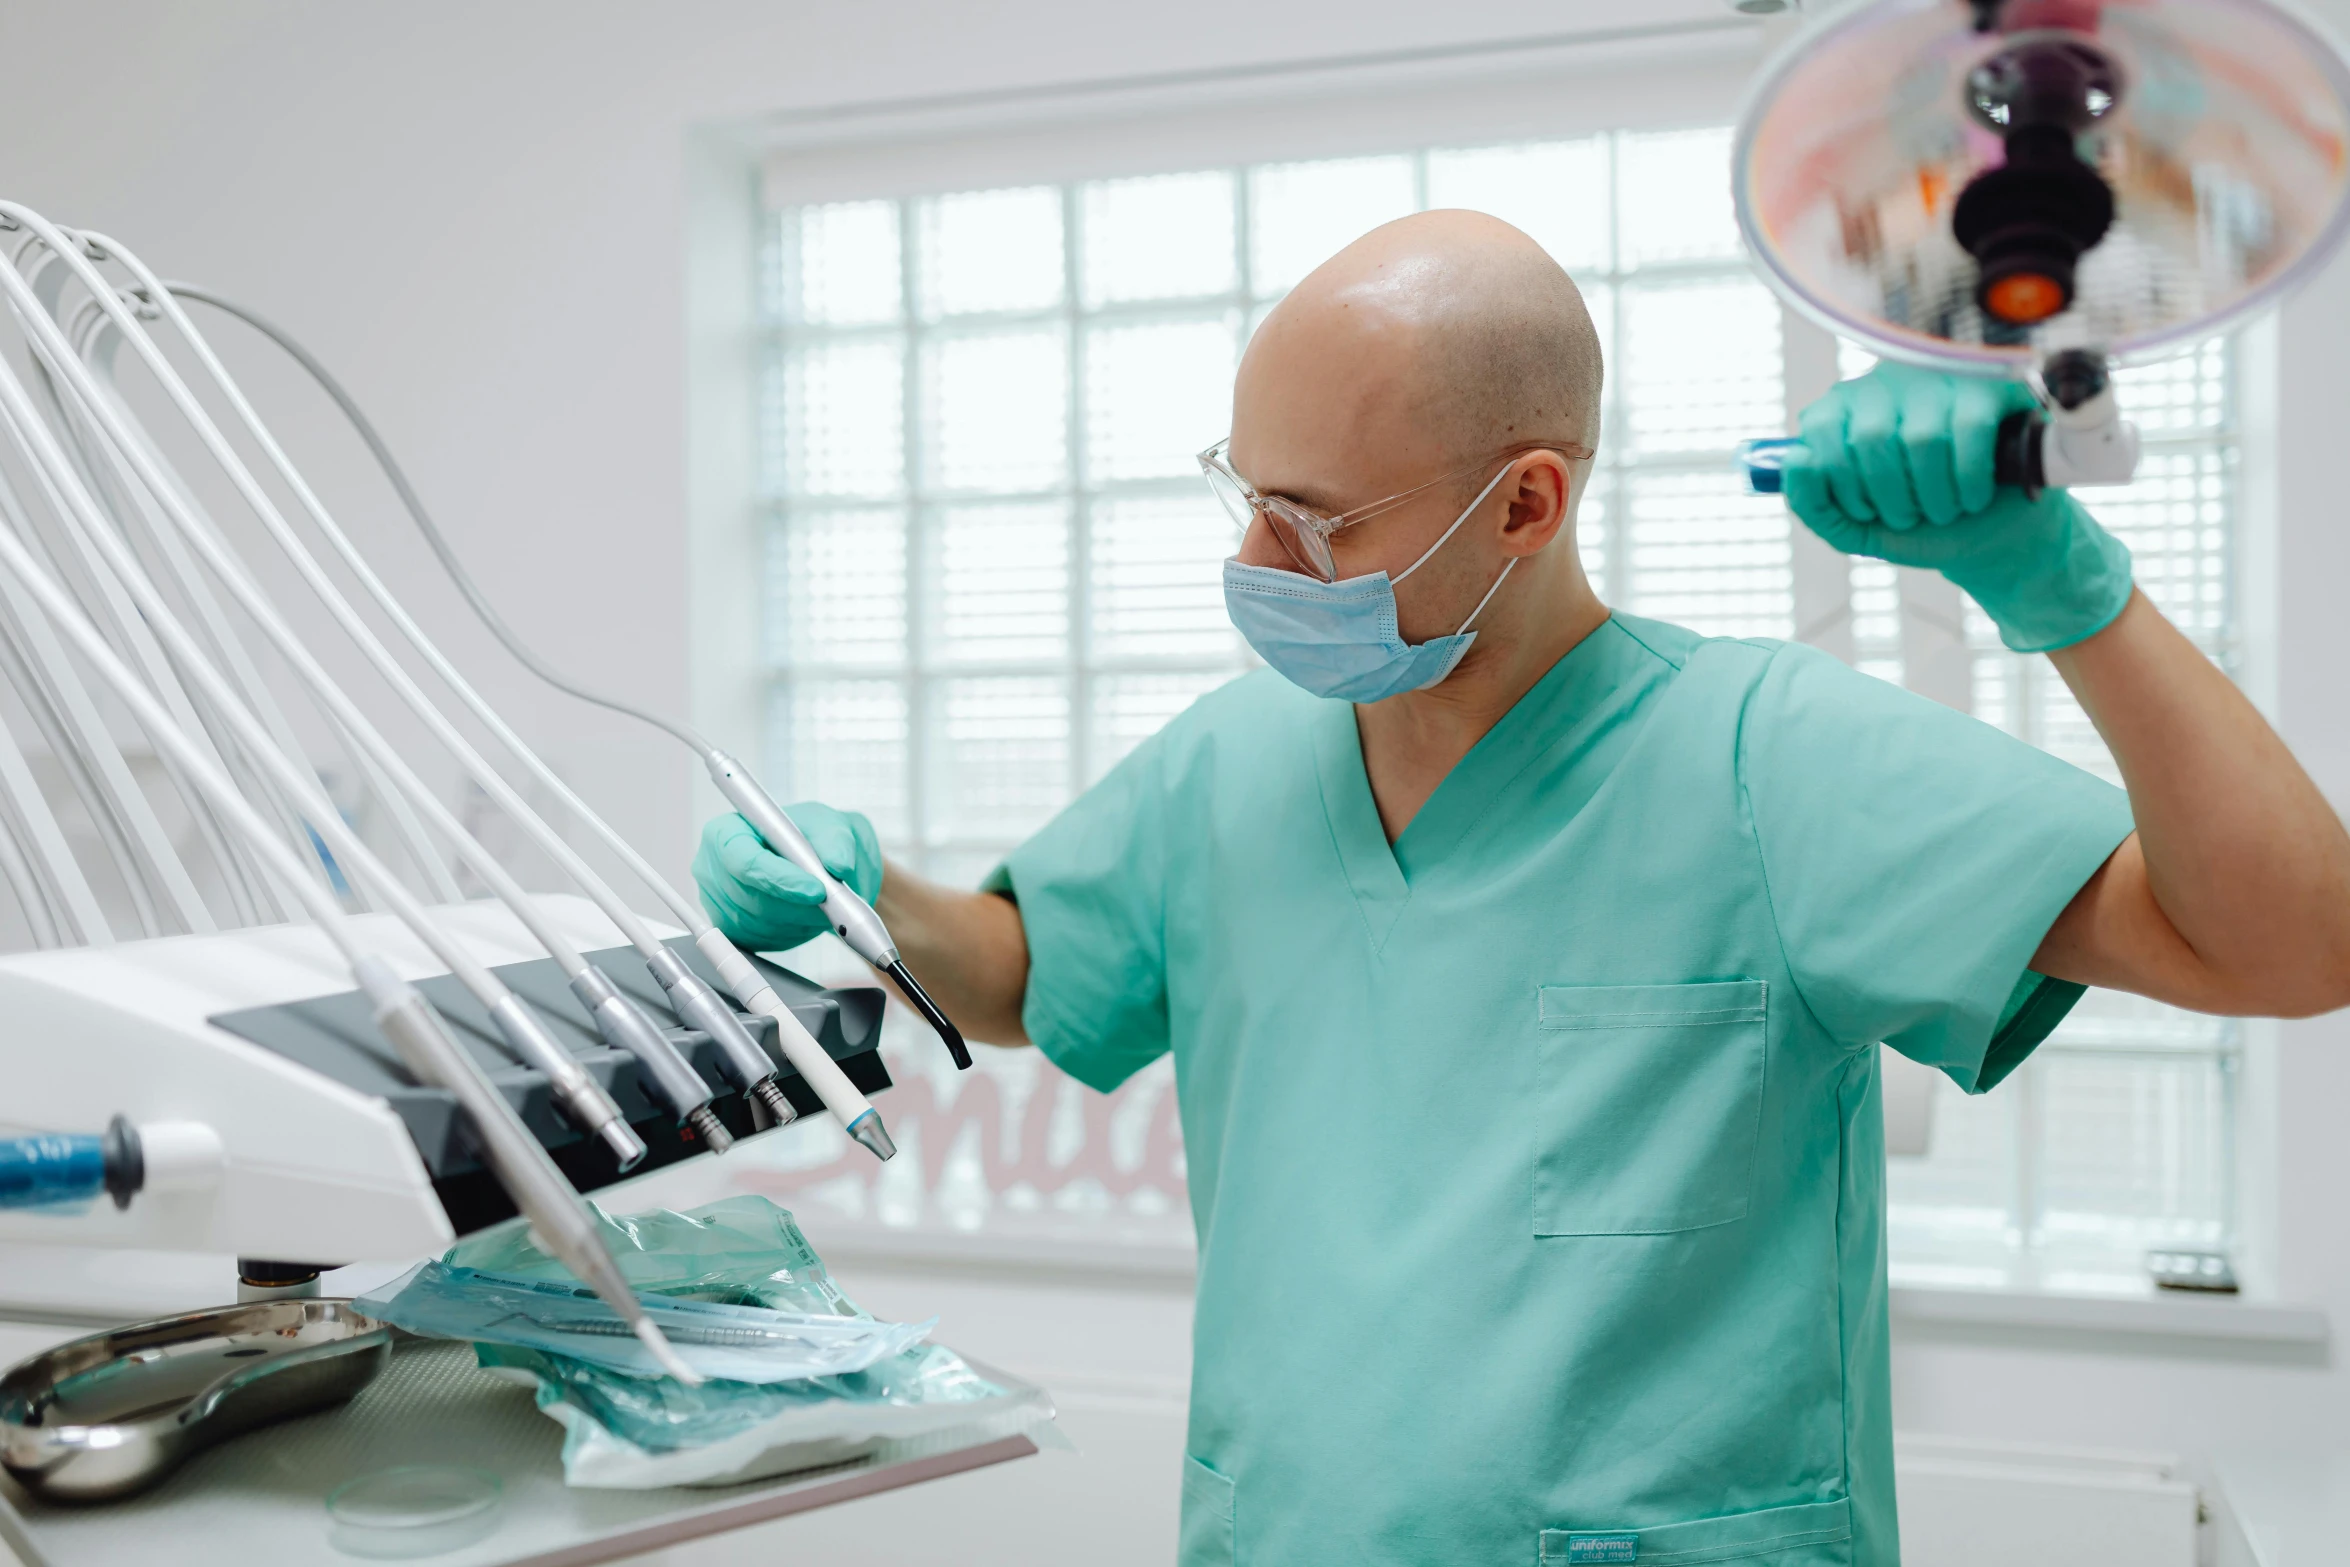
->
xmin=6 ymin=1 xmax=2350 ymax=1561
xmin=0 ymin=0 xmax=1702 ymax=877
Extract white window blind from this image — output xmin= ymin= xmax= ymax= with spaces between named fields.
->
xmin=763 ymin=127 xmax=1791 ymax=892
xmin=752 ymin=126 xmax=2245 ymax=1278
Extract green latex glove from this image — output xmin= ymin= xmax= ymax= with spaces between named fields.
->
xmin=691 ymin=803 xmax=883 ymax=953
xmin=1783 ymin=362 xmax=2133 ymax=653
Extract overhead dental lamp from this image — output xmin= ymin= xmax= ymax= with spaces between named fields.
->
xmin=1736 ymin=0 xmax=2350 ymax=493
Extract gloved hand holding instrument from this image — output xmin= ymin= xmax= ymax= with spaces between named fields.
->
xmin=693 ymin=798 xmax=974 ymax=1070
xmin=1768 ymin=361 xmax=2135 ymax=654
xmin=694 ymin=805 xmax=881 ymax=958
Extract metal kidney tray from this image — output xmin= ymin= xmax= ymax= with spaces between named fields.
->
xmin=0 ymin=1299 xmax=391 ymax=1503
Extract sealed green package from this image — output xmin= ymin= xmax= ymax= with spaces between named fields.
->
xmin=449 ymin=1194 xmax=861 ymax=1313
xmin=443 ymin=1196 xmax=1056 ymax=1488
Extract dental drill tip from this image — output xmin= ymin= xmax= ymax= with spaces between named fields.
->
xmin=686 ymin=1105 xmax=736 ymax=1155
xmin=885 ymin=959 xmax=972 ymax=1070
xmin=599 ymin=1118 xmax=649 ymax=1172
xmin=752 ymin=1077 xmax=800 ymax=1127
xmin=634 ymin=1317 xmax=704 ymax=1386
xmin=847 ymin=1108 xmax=896 ymax=1161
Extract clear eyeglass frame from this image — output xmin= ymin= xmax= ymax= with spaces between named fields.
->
xmin=1197 ymin=437 xmax=1594 ymax=582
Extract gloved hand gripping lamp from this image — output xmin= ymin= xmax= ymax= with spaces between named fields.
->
xmin=1735 ymin=0 xmax=2350 ymax=493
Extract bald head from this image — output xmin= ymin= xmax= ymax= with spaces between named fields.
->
xmin=1233 ymin=210 xmax=1603 ymax=496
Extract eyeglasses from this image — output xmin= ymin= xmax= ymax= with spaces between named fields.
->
xmin=1197 ymin=437 xmax=1594 ymax=582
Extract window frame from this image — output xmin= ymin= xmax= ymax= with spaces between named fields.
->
xmin=762 ymin=138 xmax=1808 ymax=882
xmin=698 ymin=51 xmax=2275 ymax=1301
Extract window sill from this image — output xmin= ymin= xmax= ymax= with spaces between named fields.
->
xmin=812 ymin=1223 xmax=1200 ymax=1289
xmin=0 ymin=1233 xmax=2324 ymax=1355
xmin=1889 ymin=1280 xmax=2328 ymax=1348
xmin=812 ymin=1228 xmax=2332 ymax=1349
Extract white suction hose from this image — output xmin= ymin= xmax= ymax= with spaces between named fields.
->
xmin=0 ymin=393 xmax=695 ymax=1384
xmin=0 ymin=211 xmax=731 ymax=1151
xmin=127 ymin=271 xmax=888 ymax=1155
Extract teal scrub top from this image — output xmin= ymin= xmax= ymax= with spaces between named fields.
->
xmin=987 ymin=614 xmax=2134 ymax=1567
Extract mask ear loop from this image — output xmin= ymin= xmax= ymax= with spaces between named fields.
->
xmin=1390 ymin=460 xmax=1518 ymax=586
xmin=1389 ymin=459 xmax=1521 ymax=637
xmin=1451 ymin=556 xmax=1518 ymax=637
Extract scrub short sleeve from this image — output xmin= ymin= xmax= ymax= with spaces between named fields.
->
xmin=982 ymin=736 xmax=1172 ymax=1094
xmin=1738 ymin=641 xmax=2135 ymax=1092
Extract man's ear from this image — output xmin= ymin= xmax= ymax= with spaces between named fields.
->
xmin=1499 ymin=452 xmax=1574 ymax=556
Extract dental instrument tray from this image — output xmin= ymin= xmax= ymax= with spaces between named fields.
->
xmin=0 ymin=1298 xmax=391 ymax=1503
xmin=204 ymin=933 xmax=890 ymax=1236
xmin=0 ymin=1336 xmax=1040 ymax=1567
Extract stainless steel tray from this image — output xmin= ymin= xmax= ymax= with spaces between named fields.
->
xmin=0 ymin=1338 xmax=1040 ymax=1567
xmin=0 ymin=1298 xmax=390 ymax=1502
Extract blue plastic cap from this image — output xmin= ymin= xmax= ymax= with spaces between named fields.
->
xmin=0 ymin=1132 xmax=104 ymax=1211
xmin=1739 ymin=437 xmax=1799 ymax=496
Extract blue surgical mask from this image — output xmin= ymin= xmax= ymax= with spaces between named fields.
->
xmin=1223 ymin=462 xmax=1518 ymax=703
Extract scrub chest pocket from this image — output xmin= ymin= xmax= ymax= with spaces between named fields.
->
xmin=1532 ymin=980 xmax=1769 ymax=1236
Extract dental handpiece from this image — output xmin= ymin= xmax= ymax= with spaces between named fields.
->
xmin=690 ymin=923 xmax=897 ymax=1161
xmin=705 ymin=751 xmax=973 ymax=1072
xmin=359 ymin=961 xmax=700 ymax=1386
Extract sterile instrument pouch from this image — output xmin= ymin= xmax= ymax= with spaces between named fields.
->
xmin=439 ymin=1191 xmax=862 ymax=1312
xmin=475 ymin=1335 xmax=1057 ymax=1488
xmin=355 ymin=1260 xmax=932 ymax=1384
xmin=369 ymin=1196 xmax=1058 ymax=1488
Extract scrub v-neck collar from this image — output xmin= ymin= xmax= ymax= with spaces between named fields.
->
xmin=1309 ymin=617 xmax=1657 ymax=946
